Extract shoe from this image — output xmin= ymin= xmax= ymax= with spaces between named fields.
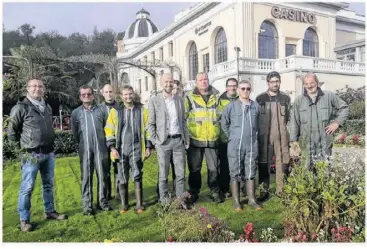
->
xmin=20 ymin=220 xmax=33 ymax=232
xmin=189 ymin=193 xmax=199 ymax=204
xmin=83 ymin=210 xmax=95 ymax=216
xmin=210 ymin=191 xmax=224 ymax=203
xmin=257 ymin=191 xmax=270 ymax=202
xmin=230 ymin=181 xmax=243 ymax=212
xmin=246 ymin=180 xmax=263 ymax=210
xmin=44 ymin=211 xmax=68 ymax=220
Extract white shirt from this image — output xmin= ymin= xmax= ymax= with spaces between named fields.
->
xmin=164 ymin=94 xmax=180 ymax=135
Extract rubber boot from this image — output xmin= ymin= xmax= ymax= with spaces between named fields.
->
xmin=119 ymin=184 xmax=129 ymax=213
xmin=230 ymin=181 xmax=243 ymax=212
xmin=246 ymin=179 xmax=263 ymax=210
xmin=257 ymin=163 xmax=270 ymax=202
xmin=135 ymin=181 xmax=144 ymax=214
xmin=115 ymin=174 xmax=121 ymax=201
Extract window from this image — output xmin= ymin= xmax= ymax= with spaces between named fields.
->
xmin=138 ymin=79 xmax=142 ymax=94
xmin=203 ymin=53 xmax=210 ymax=72
xmin=160 ymin=47 xmax=164 ymax=60
xmin=214 ymin=28 xmax=227 ymax=64
xmin=144 ymin=56 xmax=148 ymax=65
xmin=303 ymin=28 xmax=319 ymax=57
xmin=360 ymin=46 xmax=365 ymax=62
xmin=336 ymin=48 xmax=356 ymax=62
xmin=258 ymin=21 xmax=278 ymax=59
xmin=189 ymin=42 xmax=198 ymax=80
xmin=169 ymin=41 xmax=174 ymax=57
xmin=145 ymin=76 xmax=148 ymax=91
xmin=151 ymin=51 xmax=155 ymax=62
xmin=286 ymin=44 xmax=296 ymax=56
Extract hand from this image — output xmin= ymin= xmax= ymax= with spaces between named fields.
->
xmin=185 ymin=142 xmax=190 ymax=150
xmin=145 ymin=148 xmax=152 ymax=158
xmin=325 ymin=122 xmax=339 ymax=135
xmin=111 ymin=148 xmax=120 ymax=159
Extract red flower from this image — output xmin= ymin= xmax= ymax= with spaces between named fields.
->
xmin=168 ymin=236 xmax=173 ymax=242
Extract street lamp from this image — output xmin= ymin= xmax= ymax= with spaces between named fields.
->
xmin=234 ymin=47 xmax=241 ymax=81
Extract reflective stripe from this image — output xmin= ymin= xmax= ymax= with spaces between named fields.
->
xmin=186 ymin=94 xmax=196 ymax=110
xmin=187 ymin=117 xmax=217 ymax=122
xmin=90 ymin=110 xmax=103 ymax=200
xmin=105 ymin=124 xmax=115 ymax=129
xmin=106 ymin=136 xmax=115 ymax=141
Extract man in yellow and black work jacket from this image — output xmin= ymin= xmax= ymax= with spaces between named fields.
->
xmin=184 ymin=72 xmax=224 ymax=204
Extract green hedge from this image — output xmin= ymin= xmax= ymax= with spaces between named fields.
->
xmin=3 ymin=130 xmax=78 ymax=161
xmin=339 ymin=119 xmax=365 ymax=135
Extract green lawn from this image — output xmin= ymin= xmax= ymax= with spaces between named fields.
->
xmin=2 ymin=153 xmax=285 ymax=242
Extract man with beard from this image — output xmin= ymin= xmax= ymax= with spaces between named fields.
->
xmin=217 ymin=78 xmax=239 ymax=199
xmin=71 ymin=86 xmax=112 ymax=215
xmin=149 ymin=74 xmax=189 ymax=205
xmin=105 ymin=85 xmax=153 ymax=213
xmin=256 ymin=71 xmax=291 ymax=200
xmin=99 ymin=84 xmax=121 ymax=200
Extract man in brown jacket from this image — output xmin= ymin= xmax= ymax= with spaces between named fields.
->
xmin=256 ymin=71 xmax=291 ymax=201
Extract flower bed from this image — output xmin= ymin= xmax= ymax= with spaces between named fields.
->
xmin=334 ymin=133 xmax=364 ymax=146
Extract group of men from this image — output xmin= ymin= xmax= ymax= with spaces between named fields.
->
xmin=8 ymin=69 xmax=349 ymax=232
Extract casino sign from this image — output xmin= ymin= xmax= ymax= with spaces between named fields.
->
xmin=271 ymin=6 xmax=316 ymax=25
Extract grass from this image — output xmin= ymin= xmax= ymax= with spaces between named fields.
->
xmin=2 ymin=153 xmax=285 ymax=242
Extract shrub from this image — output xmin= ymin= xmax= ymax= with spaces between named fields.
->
xmin=157 ymin=194 xmax=235 ymax=242
xmin=282 ymin=149 xmax=365 ymax=242
xmin=334 ymin=133 xmax=347 ymax=144
xmin=339 ymin=120 xmax=365 ymax=135
xmin=349 ymin=101 xmax=365 ymax=120
xmin=3 ymin=130 xmax=78 ymax=161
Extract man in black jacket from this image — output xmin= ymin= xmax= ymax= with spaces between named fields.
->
xmin=8 ymin=78 xmax=67 ymax=232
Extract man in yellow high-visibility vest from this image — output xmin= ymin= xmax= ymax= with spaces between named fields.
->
xmin=184 ymin=72 xmax=224 ymax=204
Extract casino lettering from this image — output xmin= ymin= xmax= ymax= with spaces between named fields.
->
xmin=271 ymin=6 xmax=316 ymax=24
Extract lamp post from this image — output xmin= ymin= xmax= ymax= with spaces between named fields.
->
xmin=234 ymin=47 xmax=241 ymax=81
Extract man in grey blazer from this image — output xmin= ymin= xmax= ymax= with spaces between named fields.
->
xmin=148 ymin=73 xmax=190 ymax=205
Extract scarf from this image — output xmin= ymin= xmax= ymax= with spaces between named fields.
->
xmin=27 ymin=94 xmax=46 ymax=113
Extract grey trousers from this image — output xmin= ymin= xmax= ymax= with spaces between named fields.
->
xmin=156 ymin=137 xmax=186 ymax=203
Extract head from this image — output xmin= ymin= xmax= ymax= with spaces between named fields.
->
xmin=120 ymin=85 xmax=134 ymax=105
xmin=303 ymin=72 xmax=319 ymax=95
xmin=160 ymin=73 xmax=174 ymax=94
xmin=172 ymin=80 xmax=182 ymax=96
xmin=101 ymin=84 xmax=115 ymax=103
xmin=266 ymin=71 xmax=281 ymax=94
xmin=195 ymin=72 xmax=209 ymax=92
xmin=79 ymin=85 xmax=95 ymax=104
xmin=237 ymin=80 xmax=252 ymax=100
xmin=225 ymin=78 xmax=238 ymax=97
xmin=27 ymin=78 xmax=45 ymax=100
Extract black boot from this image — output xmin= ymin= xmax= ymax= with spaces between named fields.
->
xmin=119 ymin=183 xmax=129 ymax=213
xmin=257 ymin=163 xmax=270 ymax=202
xmin=246 ymin=179 xmax=263 ymax=210
xmin=135 ymin=181 xmax=144 ymax=213
xmin=230 ymin=181 xmax=243 ymax=212
xmin=115 ymin=174 xmax=121 ymax=201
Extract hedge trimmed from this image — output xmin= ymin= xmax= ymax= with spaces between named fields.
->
xmin=3 ymin=130 xmax=78 ymax=161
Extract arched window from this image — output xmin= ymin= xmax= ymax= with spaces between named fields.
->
xmin=189 ymin=42 xmax=198 ymax=80
xmin=303 ymin=28 xmax=319 ymax=57
xmin=214 ymin=28 xmax=227 ymax=64
xmin=258 ymin=21 xmax=278 ymax=59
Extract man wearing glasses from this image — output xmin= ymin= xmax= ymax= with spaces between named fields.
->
xmin=256 ymin=71 xmax=291 ymax=200
xmin=71 ymin=85 xmax=112 ymax=215
xmin=217 ymin=78 xmax=239 ymax=199
xmin=8 ymin=78 xmax=67 ymax=232
xmin=221 ymin=80 xmax=262 ymax=211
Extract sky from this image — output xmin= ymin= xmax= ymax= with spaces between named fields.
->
xmin=2 ymin=2 xmax=366 ymax=36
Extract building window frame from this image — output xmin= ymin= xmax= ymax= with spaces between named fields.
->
xmin=169 ymin=41 xmax=174 ymax=57
xmin=258 ymin=20 xmax=279 ymax=59
xmin=214 ymin=28 xmax=228 ymax=64
xmin=189 ymin=42 xmax=198 ymax=81
xmin=203 ymin=53 xmax=210 ymax=72
xmin=303 ymin=27 xmax=319 ymax=57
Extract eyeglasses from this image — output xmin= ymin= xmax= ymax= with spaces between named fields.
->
xmin=240 ymin=87 xmax=251 ymax=92
xmin=227 ymin=85 xmax=237 ymax=88
xmin=28 ymin=85 xmax=44 ymax=89
xmin=81 ymin=93 xmax=93 ymax=97
xmin=268 ymin=80 xmax=280 ymax=84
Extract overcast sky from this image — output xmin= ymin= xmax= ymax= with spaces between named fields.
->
xmin=3 ymin=2 xmax=365 ymax=36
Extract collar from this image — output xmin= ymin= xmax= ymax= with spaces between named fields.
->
xmin=163 ymin=93 xmax=175 ymax=100
xmin=105 ymin=100 xmax=116 ymax=107
xmin=303 ymin=87 xmax=324 ymax=97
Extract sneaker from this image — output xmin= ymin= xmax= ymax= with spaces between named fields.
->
xmin=20 ymin=220 xmax=33 ymax=232
xmin=44 ymin=211 xmax=68 ymax=220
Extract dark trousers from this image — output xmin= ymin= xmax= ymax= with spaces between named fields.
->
xmin=218 ymin=143 xmax=230 ymax=193
xmin=187 ymin=146 xmax=219 ymax=195
xmin=258 ymin=144 xmax=274 ymax=192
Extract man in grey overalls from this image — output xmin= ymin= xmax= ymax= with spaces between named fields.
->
xmin=71 ymin=85 xmax=112 ymax=215
xmin=221 ymin=80 xmax=263 ymax=211
xmin=290 ymin=72 xmax=349 ymax=169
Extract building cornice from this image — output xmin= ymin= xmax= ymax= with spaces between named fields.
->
xmin=117 ymin=2 xmax=220 ymax=60
xmin=336 ymin=15 xmax=365 ymax=27
xmin=335 ymin=39 xmax=366 ymax=51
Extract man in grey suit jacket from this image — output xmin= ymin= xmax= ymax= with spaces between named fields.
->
xmin=148 ymin=73 xmax=189 ymax=205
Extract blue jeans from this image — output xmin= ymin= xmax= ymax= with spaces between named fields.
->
xmin=18 ymin=152 xmax=55 ymax=221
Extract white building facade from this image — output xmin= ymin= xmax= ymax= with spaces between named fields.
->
xmin=116 ymin=2 xmax=365 ymax=103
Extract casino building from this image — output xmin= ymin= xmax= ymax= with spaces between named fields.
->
xmin=115 ymin=2 xmax=365 ymax=103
